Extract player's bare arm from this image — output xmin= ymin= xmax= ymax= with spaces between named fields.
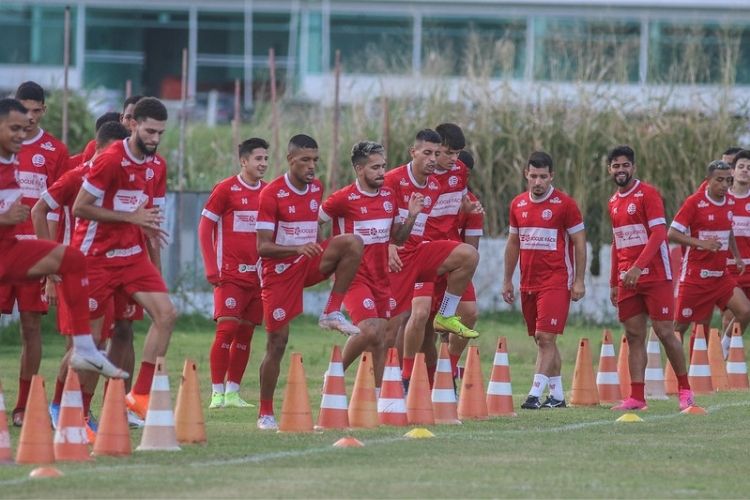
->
xmin=30 ymin=199 xmax=53 ymax=240
xmin=0 ymin=199 xmax=29 ymax=225
xmin=502 ymin=232 xmax=520 ymax=304
xmin=460 ymin=194 xmax=484 ymax=214
xmin=391 ymin=192 xmax=423 ymax=245
xmin=256 ymin=228 xmax=323 ymax=259
xmin=729 ymin=231 xmax=745 ymax=275
xmin=667 ymin=226 xmax=722 ymax=252
xmin=570 ymin=229 xmax=587 ymax=301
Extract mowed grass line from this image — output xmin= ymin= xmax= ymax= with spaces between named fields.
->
xmin=0 ymin=313 xmax=749 ymax=498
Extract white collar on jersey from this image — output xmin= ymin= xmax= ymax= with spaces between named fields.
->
xmin=617 ymin=179 xmax=641 ymax=197
xmin=122 ymin=138 xmax=147 ymax=165
xmin=236 ymin=174 xmax=261 ymax=190
xmin=729 ymin=186 xmax=750 ymax=199
xmin=407 ymin=162 xmax=428 ymax=188
xmin=704 ymin=189 xmax=727 ymax=206
xmin=355 ymin=180 xmax=379 ymax=197
xmin=0 ymin=154 xmax=16 ymax=164
xmin=284 ymin=172 xmax=309 ymax=195
xmin=22 ymin=128 xmax=44 ymax=146
xmin=529 ymin=185 xmax=554 ymax=203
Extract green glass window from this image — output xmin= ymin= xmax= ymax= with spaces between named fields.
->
xmin=329 ymin=14 xmax=412 ymax=74
xmin=0 ymin=4 xmax=76 ymax=65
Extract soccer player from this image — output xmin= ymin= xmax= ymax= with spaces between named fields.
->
xmin=502 ymin=151 xmax=586 ymax=409
xmin=72 ymin=97 xmax=177 ymax=419
xmin=0 ymin=82 xmax=70 ymax=426
xmin=319 ymin=141 xmax=423 ymax=390
xmin=456 ymin=150 xmax=483 ymax=249
xmin=607 ymin=145 xmax=694 ymax=411
xmin=255 ymin=134 xmax=363 ymax=430
xmin=384 ymin=129 xmax=479 ymax=392
xmin=669 ymin=160 xmax=750 ymax=345
xmin=722 ymin=147 xmax=742 ymax=165
xmin=74 ymin=95 xmax=144 ymax=166
xmin=199 ymin=138 xmax=268 ymax=409
xmin=68 ymin=111 xmax=121 ymax=168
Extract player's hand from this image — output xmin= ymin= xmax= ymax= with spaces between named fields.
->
xmin=129 ymin=201 xmax=164 ymax=231
xmin=461 ymin=195 xmax=484 ymax=214
xmin=737 ymin=259 xmax=746 ymax=275
xmin=407 ymin=193 xmax=424 ymax=218
xmin=571 ymin=279 xmax=585 ymax=302
xmin=388 ymin=244 xmax=403 ymax=273
xmin=501 ymin=281 xmax=515 ymax=304
xmin=144 ymin=226 xmax=170 ymax=248
xmin=622 ymin=266 xmax=642 ymax=289
xmin=697 ymin=237 xmax=722 ymax=252
xmin=43 ymin=277 xmax=58 ymax=307
xmin=0 ymin=200 xmax=30 ymax=225
xmin=610 ymin=287 xmax=618 ymax=307
xmin=297 ymin=242 xmax=324 ymax=258
xmin=206 ymin=273 xmax=220 ymax=286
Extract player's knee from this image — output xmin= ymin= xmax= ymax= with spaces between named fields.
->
xmin=458 ymin=307 xmax=477 ymax=327
xmin=408 ymin=309 xmax=430 ymax=329
xmin=456 ymin=243 xmax=479 ymax=267
xmin=345 ymin=234 xmax=364 ymax=255
xmin=266 ymin=334 xmax=288 ymax=358
xmin=153 ymin=301 xmax=178 ymax=330
xmin=113 ymin=320 xmax=134 ymax=341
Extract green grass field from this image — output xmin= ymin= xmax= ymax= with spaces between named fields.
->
xmin=0 ymin=313 xmax=749 ymax=498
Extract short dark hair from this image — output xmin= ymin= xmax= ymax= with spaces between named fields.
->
xmin=132 ymin=97 xmax=168 ymax=122
xmin=15 ymin=81 xmax=45 ymax=103
xmin=458 ymin=150 xmax=474 ymax=170
xmin=608 ymin=145 xmax=635 ymax=165
xmin=0 ymin=98 xmax=28 ymax=120
xmin=239 ymin=137 xmax=270 ymax=159
xmin=288 ymin=134 xmax=318 ymax=153
xmin=96 ymin=121 xmax=130 ymax=148
xmin=707 ymin=159 xmax=731 ymax=178
xmin=724 ymin=147 xmax=742 ymax=157
xmin=95 ymin=112 xmax=122 ymax=132
xmin=123 ymin=95 xmax=144 ymax=111
xmin=732 ymin=149 xmax=750 ymax=166
xmin=351 ymin=141 xmax=385 ymax=167
xmin=527 ymin=151 xmax=553 ymax=172
xmin=414 ymin=128 xmax=442 ymax=146
xmin=435 ymin=123 xmax=466 ymax=150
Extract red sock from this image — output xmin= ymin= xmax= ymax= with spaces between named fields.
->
xmin=132 ymin=361 xmax=156 ymax=395
xmin=53 ymin=378 xmax=65 ymax=405
xmin=402 ymin=357 xmax=415 ymax=380
xmin=227 ymin=324 xmax=254 ymax=385
xmin=630 ymin=382 xmax=645 ymax=401
xmin=259 ymin=399 xmax=274 ymax=416
xmin=82 ymin=391 xmax=94 ymax=417
xmin=57 ymin=247 xmax=91 ymax=335
xmin=210 ymin=321 xmax=238 ymax=384
xmin=449 ymin=354 xmax=461 ymax=378
xmin=426 ymin=363 xmax=436 ymax=388
xmin=15 ymin=378 xmax=31 ymax=410
xmin=676 ymin=373 xmax=691 ymax=391
xmin=324 ymin=291 xmax=345 ymax=314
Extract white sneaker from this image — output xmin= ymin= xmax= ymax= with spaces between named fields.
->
xmin=257 ymin=414 xmax=278 ymax=431
xmin=318 ymin=311 xmax=360 ymax=336
xmin=70 ymin=350 xmax=129 ymax=379
xmin=127 ymin=409 xmax=145 ymax=429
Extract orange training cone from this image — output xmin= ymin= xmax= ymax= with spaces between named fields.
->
xmin=596 ymin=330 xmax=621 ymax=403
xmin=727 ymin=323 xmax=749 ymax=390
xmin=278 ymin=353 xmax=314 ymax=432
xmin=0 ymin=380 xmax=12 ymax=463
xmin=377 ymin=348 xmax=407 ymax=426
xmin=16 ymin=376 xmax=55 ymax=465
xmin=688 ymin=325 xmax=713 ymax=394
xmin=432 ymin=343 xmax=460 ymax=424
xmin=174 ymin=359 xmax=207 ymax=444
xmin=348 ymin=352 xmax=378 ymax=429
xmin=316 ymin=345 xmax=349 ymax=430
xmin=92 ymin=378 xmax=131 ymax=457
xmin=486 ymin=337 xmax=516 ymax=417
xmin=707 ymin=328 xmax=729 ymax=392
xmin=570 ymin=338 xmax=599 ymax=406
xmin=645 ymin=330 xmax=668 ymax=400
xmin=137 ymin=357 xmax=181 ymax=451
xmin=406 ymin=353 xmax=434 ymax=425
xmin=53 ymin=369 xmax=91 ymax=461
xmin=664 ymin=332 xmax=680 ymax=395
xmin=617 ymin=334 xmax=631 ymax=398
xmin=458 ymin=346 xmax=489 ymax=420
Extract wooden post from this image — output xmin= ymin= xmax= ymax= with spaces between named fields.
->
xmin=381 ymin=95 xmax=389 ymax=159
xmin=269 ymin=48 xmax=280 ymax=176
xmin=178 ymin=48 xmax=188 ymax=191
xmin=329 ymin=50 xmax=341 ymax=192
xmin=125 ymin=79 xmax=132 ymax=99
xmin=62 ymin=6 xmax=71 ymax=145
xmin=232 ymin=78 xmax=241 ymax=153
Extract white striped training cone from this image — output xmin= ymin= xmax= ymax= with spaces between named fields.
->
xmin=688 ymin=326 xmax=713 ymax=394
xmin=645 ymin=330 xmax=668 ymax=400
xmin=53 ymin=369 xmax=91 ymax=461
xmin=378 ymin=348 xmax=407 ymax=426
xmin=432 ymin=343 xmax=460 ymax=424
xmin=137 ymin=357 xmax=180 ymax=451
xmin=727 ymin=324 xmax=749 ymax=390
xmin=596 ymin=329 xmax=621 ymax=403
xmin=486 ymin=336 xmax=516 ymax=417
xmin=316 ymin=345 xmax=349 ymax=430
xmin=0 ymin=380 xmax=11 ymax=463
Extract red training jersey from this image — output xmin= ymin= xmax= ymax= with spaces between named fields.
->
xmin=609 ymin=180 xmax=672 ymax=285
xmin=727 ymin=188 xmax=750 ymax=286
xmin=41 ymin=162 xmax=89 ymax=244
xmin=457 ymin=191 xmax=484 ymax=242
xmin=508 ymin=187 xmax=584 ymax=291
xmin=201 ymin=174 xmax=265 ymax=285
xmin=0 ymin=155 xmax=22 ymax=242
xmin=671 ymin=189 xmax=734 ymax=284
xmin=424 ymin=160 xmax=468 ymax=242
xmin=383 ymin=163 xmax=441 ymax=251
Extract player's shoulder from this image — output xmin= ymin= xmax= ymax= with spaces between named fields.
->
xmin=384 ymin=164 xmax=407 ymax=182
xmin=550 ymin=188 xmax=580 ymax=208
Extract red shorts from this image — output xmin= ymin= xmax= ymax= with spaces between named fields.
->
xmin=521 ymin=288 xmax=571 ymax=336
xmin=260 ymin=242 xmax=330 ymax=333
xmin=0 ymin=238 xmax=58 ymax=313
xmin=113 ymin=289 xmax=145 ymax=322
xmin=0 ymin=281 xmax=46 ymax=314
xmin=389 ymin=240 xmax=460 ymax=316
xmin=214 ymin=281 xmax=263 ymax=324
xmin=85 ymin=256 xmax=168 ymax=318
xmin=344 ymin=278 xmax=391 ymax=324
xmin=674 ymin=277 xmax=736 ymax=323
xmin=616 ymin=280 xmax=674 ymax=322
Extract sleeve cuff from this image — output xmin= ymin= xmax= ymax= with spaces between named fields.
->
xmin=201 ymin=209 xmax=220 ymax=222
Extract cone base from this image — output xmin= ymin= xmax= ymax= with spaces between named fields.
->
xmin=616 ymin=413 xmax=644 ymax=423
xmin=488 ymin=412 xmax=517 ymax=418
xmin=136 ymin=444 xmax=181 ymax=451
xmin=681 ymin=406 xmax=707 ymax=415
xmin=92 ymin=449 xmax=130 ymax=457
xmin=29 ymin=467 xmax=63 ymax=478
xmin=404 ymin=428 xmax=435 ymax=439
xmin=333 ymin=437 xmax=364 ymax=448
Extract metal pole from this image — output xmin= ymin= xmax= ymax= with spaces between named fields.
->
xmin=178 ymin=48 xmax=188 ymax=191
xmin=329 ymin=49 xmax=341 ymax=192
xmin=125 ymin=79 xmax=132 ymax=99
xmin=269 ymin=47 xmax=280 ymax=176
xmin=233 ymin=78 xmax=241 ymax=153
xmin=62 ymin=5 xmax=70 ymax=145
xmin=381 ymin=95 xmax=389 ymax=159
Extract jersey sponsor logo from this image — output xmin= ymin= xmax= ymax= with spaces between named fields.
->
xmin=448 ymin=175 xmax=458 ymax=187
xmin=353 ymin=218 xmax=392 ymax=245
xmin=697 ymin=230 xmax=729 ymax=250
xmin=541 ymin=209 xmax=553 ymax=221
xmin=383 ymin=201 xmax=393 ymax=213
xmin=430 ymin=191 xmax=463 ymax=217
xmin=681 ymin=307 xmax=693 ymax=318
xmin=697 ymin=200 xmax=709 ymax=208
xmin=40 ymin=141 xmax=56 ymax=152
xmin=273 ymin=308 xmax=286 ymax=321
xmin=408 ymin=212 xmax=428 ymax=236
xmin=428 ymin=181 xmax=439 ymax=191
xmin=276 ymin=221 xmax=318 ymax=246
xmin=634 ymin=191 xmax=644 ymax=197
xmin=518 ymin=227 xmax=557 ymax=251
xmin=380 ymin=190 xmax=390 ymax=197
xmin=309 ymin=199 xmax=319 ymax=212
xmin=363 ymin=298 xmax=375 ymax=310
xmin=277 ymin=189 xmax=289 ymax=198
xmin=238 ymin=263 xmax=256 ymax=273
xmin=627 ymin=203 xmax=636 ymax=215
xmin=121 ymin=158 xmax=131 ymax=167
xmin=16 ymin=171 xmax=47 ymax=198
xmin=549 ymin=197 xmax=562 ymax=204
xmin=0 ymin=189 xmax=22 ymax=213
xmin=518 ymin=199 xmax=527 ymax=207
xmin=145 ymin=167 xmax=154 ymax=181
xmin=275 ymin=263 xmax=290 ymax=274
xmin=700 ymin=269 xmax=724 ymax=278
xmin=231 ymin=184 xmax=241 ymax=191
xmin=105 ymin=245 xmax=143 ymax=259
xmin=613 ymin=223 xmax=648 ymax=248
xmin=732 ymin=215 xmax=750 ymax=237
xmin=400 ymin=178 xmax=409 ymax=186
xmin=31 ymin=154 xmax=45 ymax=167
xmin=88 ymin=298 xmax=98 ymax=311
xmin=311 ymin=184 xmax=320 ymax=192
xmin=232 ymin=210 xmax=258 ymax=233
xmin=225 ymin=297 xmax=237 ymax=309
xmin=113 ymin=190 xmax=147 ymax=212
xmin=348 ymin=192 xmax=361 ymax=201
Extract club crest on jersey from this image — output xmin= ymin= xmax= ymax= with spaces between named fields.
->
xmin=363 ymin=298 xmax=375 ymax=310
xmin=275 ymin=263 xmax=290 ymax=274
xmin=277 ymin=189 xmax=289 ymax=198
xmin=145 ymin=167 xmax=154 ymax=181
xmin=231 ymin=184 xmax=241 ymax=191
xmin=428 ymin=181 xmax=438 ymax=191
xmin=348 ymin=192 xmax=361 ymax=201
xmin=31 ymin=154 xmax=45 ymax=167
xmin=698 ymin=200 xmax=709 ymax=208
xmin=627 ymin=203 xmax=636 ymax=215
xmin=40 ymin=141 xmax=55 ymax=151
xmin=311 ymin=184 xmax=320 ymax=193
xmin=423 ymin=196 xmax=432 ymax=208
xmin=383 ymin=201 xmax=393 ymax=213
xmin=88 ymin=298 xmax=98 ymax=311
xmin=225 ymin=297 xmax=237 ymax=309
xmin=681 ymin=307 xmax=693 ymax=318
xmin=549 ymin=197 xmax=562 ymax=204
xmin=448 ymin=176 xmax=458 ymax=187
xmin=309 ymin=199 xmax=319 ymax=211
xmin=273 ymin=308 xmax=286 ymax=321
xmin=542 ymin=209 xmax=553 ymax=220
